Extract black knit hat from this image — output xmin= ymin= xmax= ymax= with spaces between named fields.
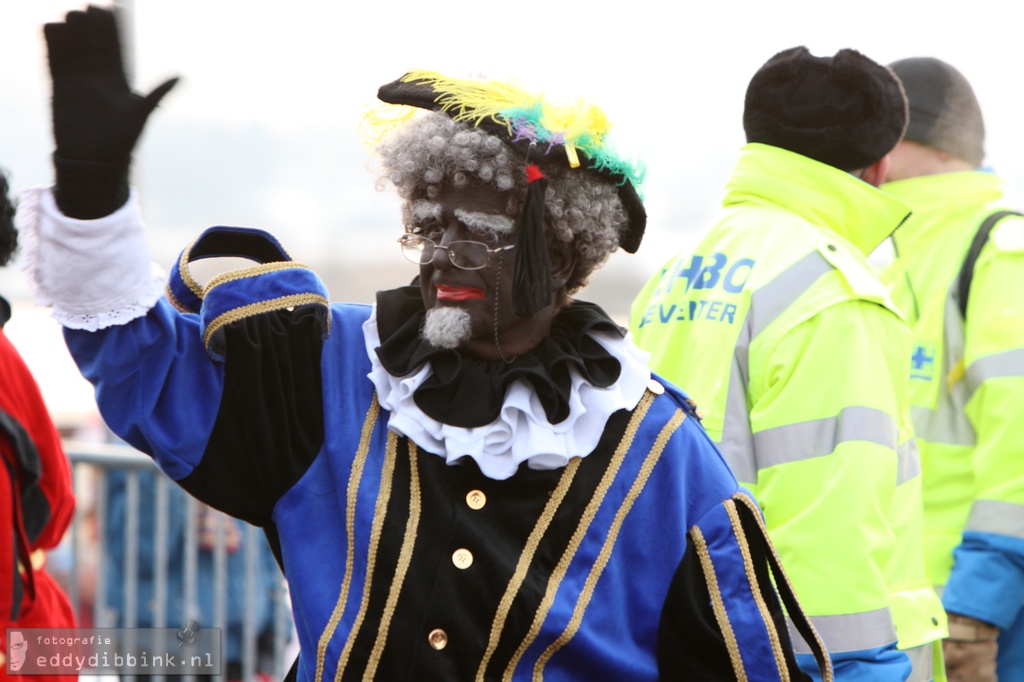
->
xmin=888 ymin=57 xmax=985 ymax=166
xmin=743 ymin=46 xmax=909 ymax=171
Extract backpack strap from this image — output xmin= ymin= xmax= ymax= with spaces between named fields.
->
xmin=957 ymin=210 xmax=1024 ymax=318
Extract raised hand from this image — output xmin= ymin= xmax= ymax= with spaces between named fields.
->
xmin=44 ymin=5 xmax=178 ymax=218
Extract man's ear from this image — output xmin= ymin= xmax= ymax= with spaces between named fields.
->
xmin=859 ymin=154 xmax=892 ymax=188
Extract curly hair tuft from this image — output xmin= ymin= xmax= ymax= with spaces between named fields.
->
xmin=374 ymin=113 xmax=627 ymax=294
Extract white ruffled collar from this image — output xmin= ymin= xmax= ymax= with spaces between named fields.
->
xmin=363 ymin=304 xmax=650 ymax=480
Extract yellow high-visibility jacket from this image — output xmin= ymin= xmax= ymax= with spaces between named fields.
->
xmin=882 ymin=172 xmax=1024 ymax=670
xmin=632 ymin=144 xmax=946 ymax=681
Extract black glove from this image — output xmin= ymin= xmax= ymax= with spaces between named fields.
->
xmin=44 ymin=5 xmax=178 ymax=218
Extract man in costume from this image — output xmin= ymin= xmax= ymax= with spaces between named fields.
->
xmin=630 ymin=47 xmax=947 ymax=680
xmin=881 ymin=56 xmax=1024 ymax=682
xmin=0 ymin=172 xmax=77 ymax=680
xmin=26 ymin=7 xmax=829 ymax=680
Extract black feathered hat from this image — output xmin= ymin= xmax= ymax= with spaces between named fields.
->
xmin=743 ymin=47 xmax=908 ymax=171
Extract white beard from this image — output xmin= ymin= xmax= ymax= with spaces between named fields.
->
xmin=422 ymin=307 xmax=473 ymax=349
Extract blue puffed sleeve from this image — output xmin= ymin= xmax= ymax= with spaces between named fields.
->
xmin=65 ymin=298 xmax=222 ymax=481
xmin=65 ymin=226 xmax=333 ymax=524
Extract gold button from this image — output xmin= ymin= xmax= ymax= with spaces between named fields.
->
xmin=428 ymin=628 xmax=448 ymax=650
xmin=466 ymin=490 xmax=487 ymax=510
xmin=647 ymin=378 xmax=665 ymax=395
xmin=452 ymin=548 xmax=474 ymax=569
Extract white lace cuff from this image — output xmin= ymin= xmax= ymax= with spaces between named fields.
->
xmin=18 ymin=187 xmax=166 ymax=330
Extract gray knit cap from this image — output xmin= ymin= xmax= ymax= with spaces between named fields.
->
xmin=888 ymin=57 xmax=985 ymax=165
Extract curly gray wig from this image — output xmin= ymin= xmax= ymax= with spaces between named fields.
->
xmin=375 ymin=112 xmax=627 ymax=294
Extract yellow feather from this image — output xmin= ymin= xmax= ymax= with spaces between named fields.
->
xmin=358 ymin=104 xmax=419 ymax=150
xmin=401 ymin=71 xmax=537 ymax=126
xmin=369 ymin=70 xmax=644 ymax=189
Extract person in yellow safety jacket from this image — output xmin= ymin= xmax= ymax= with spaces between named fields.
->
xmin=881 ymin=57 xmax=1024 ymax=682
xmin=631 ymin=47 xmax=947 ymax=681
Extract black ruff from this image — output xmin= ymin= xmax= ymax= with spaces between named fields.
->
xmin=374 ymin=286 xmax=625 ymax=428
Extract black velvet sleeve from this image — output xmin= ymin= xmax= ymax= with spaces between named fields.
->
xmin=732 ymin=499 xmax=812 ymax=680
xmin=176 ymin=307 xmax=325 ymax=526
xmin=658 ymin=534 xmax=741 ymax=680
xmin=657 ymin=500 xmax=814 ymax=681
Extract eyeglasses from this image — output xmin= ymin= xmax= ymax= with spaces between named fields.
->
xmin=398 ymin=233 xmax=514 ymax=271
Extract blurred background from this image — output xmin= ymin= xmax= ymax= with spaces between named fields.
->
xmin=2 ymin=0 xmax=1023 ymax=432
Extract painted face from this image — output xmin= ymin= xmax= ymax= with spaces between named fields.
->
xmin=413 ymin=183 xmax=557 ymax=359
xmin=8 ymin=631 xmax=27 ymax=671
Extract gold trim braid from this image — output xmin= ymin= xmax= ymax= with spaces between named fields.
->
xmin=365 ymin=442 xmax=421 ymax=678
xmin=315 ymin=395 xmax=380 ymax=682
xmin=203 ymin=293 xmax=331 ymax=350
xmin=532 ymin=407 xmax=686 ymax=680
xmin=725 ymin=500 xmax=789 ymax=682
xmin=474 ymin=458 xmax=584 ymax=682
xmin=203 ymin=261 xmax=312 ymax=295
xmin=692 ymin=525 xmax=748 ymax=682
xmin=732 ymin=493 xmax=833 ymax=682
xmin=178 ymin=237 xmax=205 ymax=298
xmin=501 ymin=389 xmax=656 ymax=681
xmin=168 ymin=237 xmax=303 ymax=311
xmin=164 ymin=285 xmax=191 ymax=313
xmin=334 ymin=431 xmax=400 ymax=681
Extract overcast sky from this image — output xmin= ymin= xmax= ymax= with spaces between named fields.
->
xmin=3 ymin=0 xmax=1023 ymax=418
xmin=5 ymin=1 xmax=1023 ymax=276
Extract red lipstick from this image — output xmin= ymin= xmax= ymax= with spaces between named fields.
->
xmin=436 ymin=284 xmax=485 ymax=301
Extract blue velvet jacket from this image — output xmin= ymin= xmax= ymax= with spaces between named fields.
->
xmin=64 ymin=228 xmax=825 ymax=682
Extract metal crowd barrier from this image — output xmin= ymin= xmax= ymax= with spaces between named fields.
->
xmin=62 ymin=441 xmax=294 ymax=681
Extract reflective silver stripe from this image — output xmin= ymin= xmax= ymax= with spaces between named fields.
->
xmin=903 ymin=642 xmax=934 ymax=682
xmin=719 ymin=252 xmax=834 ymax=482
xmin=912 ymin=291 xmax=976 ymax=446
xmin=720 ymin=312 xmax=756 ymax=483
xmin=786 ymin=608 xmax=897 ymax=654
xmin=749 ymin=251 xmax=834 ymax=339
xmin=752 ymin=406 xmax=898 ymax=471
xmin=911 ymin=405 xmax=974 ymax=447
xmin=966 ymin=348 xmax=1024 ymax=398
xmin=965 ymin=500 xmax=1024 ymax=539
xmin=896 ymin=439 xmax=922 ymax=486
